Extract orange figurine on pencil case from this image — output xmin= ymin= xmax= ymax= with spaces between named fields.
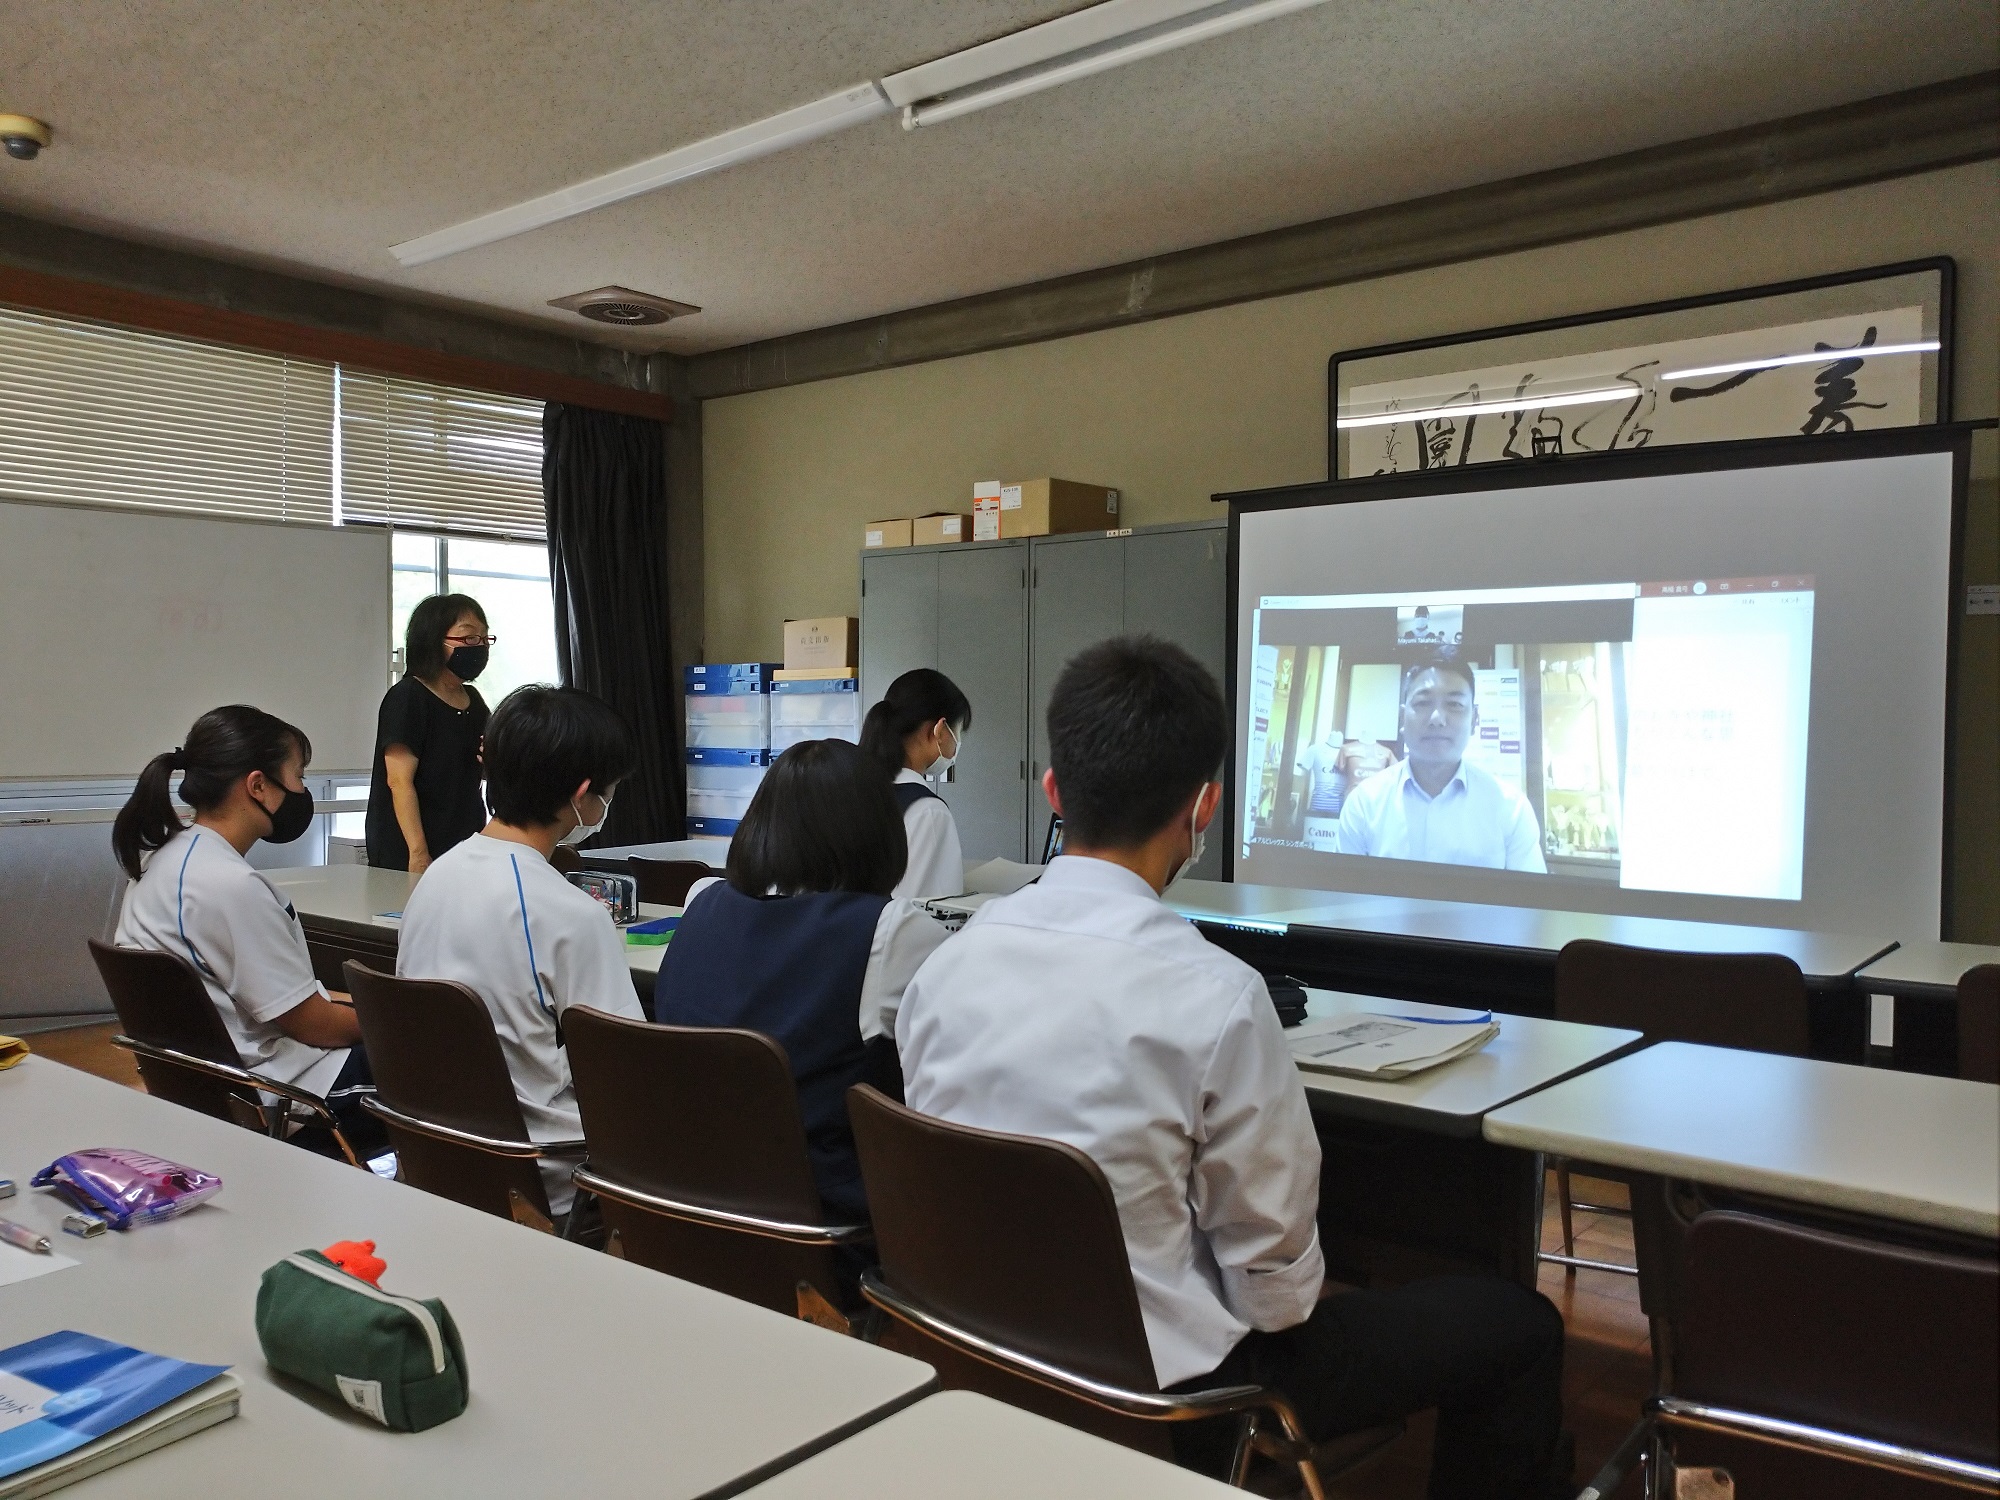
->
xmin=321 ymin=1239 xmax=386 ymax=1285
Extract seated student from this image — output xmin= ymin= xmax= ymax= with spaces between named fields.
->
xmin=656 ymin=738 xmax=947 ymax=1221
xmin=397 ymin=685 xmax=644 ymax=1217
xmin=112 ymin=705 xmax=384 ymax=1157
xmin=860 ymin=668 xmax=972 ymax=900
xmin=899 ymin=638 xmax=1568 ymax=1497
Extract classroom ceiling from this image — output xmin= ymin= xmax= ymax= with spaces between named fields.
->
xmin=2 ymin=1 xmax=1993 ymax=356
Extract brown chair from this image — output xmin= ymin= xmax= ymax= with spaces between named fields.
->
xmin=564 ymin=1006 xmax=868 ymax=1321
xmin=343 ymin=961 xmax=582 ymax=1234
xmin=1958 ymin=965 xmax=1999 ymax=1085
xmin=1546 ymin=940 xmax=1812 ymax=1282
xmin=548 ymin=844 xmax=584 ymax=875
xmin=87 ymin=939 xmax=363 ymax=1164
xmin=627 ymin=858 xmax=717 ymax=908
xmin=1651 ymin=1208 xmax=1999 ymax=1496
xmin=847 ymin=1085 xmax=1401 ymax=1497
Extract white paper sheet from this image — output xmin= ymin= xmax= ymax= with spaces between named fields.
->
xmin=0 ymin=1239 xmax=79 ymax=1288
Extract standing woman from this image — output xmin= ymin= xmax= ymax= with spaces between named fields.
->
xmin=859 ymin=669 xmax=971 ymax=900
xmin=366 ymin=594 xmax=492 ymax=874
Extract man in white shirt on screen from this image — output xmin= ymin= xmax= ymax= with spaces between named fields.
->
xmin=1336 ymin=661 xmax=1547 ymax=872
xmin=899 ymin=636 xmax=1567 ymax=1497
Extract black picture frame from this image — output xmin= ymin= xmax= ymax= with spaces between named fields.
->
xmin=1327 ymin=258 xmax=1955 ymax=481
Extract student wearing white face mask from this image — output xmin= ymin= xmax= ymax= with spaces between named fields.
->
xmin=396 ymin=684 xmax=644 ymax=1217
xmin=860 ymin=669 xmax=972 ymax=900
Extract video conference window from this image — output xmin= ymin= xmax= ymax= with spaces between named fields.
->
xmin=1242 ymin=577 xmax=1815 ymax=901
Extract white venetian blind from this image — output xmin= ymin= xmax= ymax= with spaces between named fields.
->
xmin=0 ymin=304 xmax=336 ymax=524
xmin=338 ymin=369 xmax=547 ymax=539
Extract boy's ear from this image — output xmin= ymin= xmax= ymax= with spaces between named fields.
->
xmin=1041 ymin=766 xmax=1064 ymax=819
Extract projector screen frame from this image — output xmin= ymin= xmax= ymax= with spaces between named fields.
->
xmin=1218 ymin=422 xmax=1975 ymax=934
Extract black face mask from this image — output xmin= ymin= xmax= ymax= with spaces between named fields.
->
xmin=258 ymin=784 xmax=316 ymax=845
xmin=446 ymin=644 xmax=489 ymax=681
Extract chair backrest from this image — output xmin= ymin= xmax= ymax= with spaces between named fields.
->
xmin=847 ymin=1084 xmax=1158 ymax=1391
xmin=87 ymin=939 xmax=255 ymax=1121
xmin=1668 ymin=1208 xmax=1998 ymax=1487
xmin=343 ymin=961 xmax=551 ymax=1221
xmin=1555 ymin=940 xmax=1811 ymax=1055
xmin=565 ymin=1006 xmax=846 ymax=1312
xmin=627 ymin=858 xmax=716 ymax=907
xmin=1959 ymin=964 xmax=1999 ymax=1085
xmin=549 ymin=844 xmax=584 ymax=875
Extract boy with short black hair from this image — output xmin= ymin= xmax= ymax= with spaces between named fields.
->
xmin=898 ymin=636 xmax=1568 ymax=1496
xmin=397 ymin=684 xmax=645 ymax=1216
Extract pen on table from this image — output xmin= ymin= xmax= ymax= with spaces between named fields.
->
xmin=0 ymin=1216 xmax=53 ymax=1255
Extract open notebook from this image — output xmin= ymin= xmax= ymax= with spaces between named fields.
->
xmin=0 ymin=1332 xmax=240 ymax=1498
xmin=1287 ymin=1013 xmax=1499 ymax=1080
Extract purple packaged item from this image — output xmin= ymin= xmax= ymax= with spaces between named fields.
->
xmin=31 ymin=1148 xmax=222 ymax=1230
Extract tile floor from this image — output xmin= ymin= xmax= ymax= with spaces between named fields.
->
xmin=22 ymin=1022 xmax=1653 ymax=1497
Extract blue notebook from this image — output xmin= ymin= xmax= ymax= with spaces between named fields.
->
xmin=0 ymin=1331 xmax=238 ymax=1493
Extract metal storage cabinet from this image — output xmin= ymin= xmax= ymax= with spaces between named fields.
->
xmin=1027 ymin=520 xmax=1227 ymax=878
xmin=861 ymin=539 xmax=1029 ymax=862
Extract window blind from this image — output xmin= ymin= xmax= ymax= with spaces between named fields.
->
xmin=338 ymin=370 xmax=547 ymax=540
xmin=0 ymin=305 xmax=336 ymax=524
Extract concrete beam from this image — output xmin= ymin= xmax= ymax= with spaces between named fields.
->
xmin=0 ymin=210 xmax=653 ymax=395
xmin=687 ymin=71 xmax=2000 ymax=401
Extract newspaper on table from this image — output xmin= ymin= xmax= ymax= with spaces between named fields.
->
xmin=1287 ymin=1011 xmax=1498 ymax=1080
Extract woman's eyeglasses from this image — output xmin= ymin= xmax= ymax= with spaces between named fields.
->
xmin=446 ymin=634 xmax=498 ymax=647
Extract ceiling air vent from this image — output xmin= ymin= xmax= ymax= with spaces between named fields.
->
xmin=547 ymin=286 xmax=700 ymax=326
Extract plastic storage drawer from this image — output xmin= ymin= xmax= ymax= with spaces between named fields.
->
xmin=685 ymin=763 xmax=766 ymax=793
xmin=770 ymin=722 xmax=861 ymax=752
xmin=687 ymin=787 xmax=757 ymax=820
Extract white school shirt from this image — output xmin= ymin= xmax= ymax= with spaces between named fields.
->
xmin=396 ymin=833 xmax=643 ymax=1212
xmin=898 ymin=855 xmax=1325 ymax=1387
xmin=1335 ymin=757 xmax=1548 ymax=872
xmin=892 ymin=767 xmax=966 ymax=901
xmin=113 ymin=827 xmax=347 ymax=1098
xmin=683 ymin=876 xmax=948 ymax=1041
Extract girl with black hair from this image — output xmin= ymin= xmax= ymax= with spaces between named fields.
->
xmin=858 ymin=668 xmax=972 ymax=900
xmin=111 ymin=705 xmax=383 ymax=1154
xmin=364 ymin=592 xmax=493 ymax=874
xmin=654 ymin=738 xmax=949 ymax=1219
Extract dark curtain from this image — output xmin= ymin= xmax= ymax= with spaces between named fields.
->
xmin=543 ymin=402 xmax=683 ymax=846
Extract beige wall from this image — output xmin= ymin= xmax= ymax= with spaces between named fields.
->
xmin=705 ymin=160 xmax=1999 ymax=937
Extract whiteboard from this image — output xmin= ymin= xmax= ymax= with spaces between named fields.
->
xmin=0 ymin=500 xmax=389 ymax=776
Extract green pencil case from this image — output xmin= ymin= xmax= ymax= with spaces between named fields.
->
xmin=255 ymin=1249 xmax=469 ymax=1431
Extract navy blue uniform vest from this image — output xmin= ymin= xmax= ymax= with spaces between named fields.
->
xmin=654 ymin=882 xmax=897 ymax=1220
xmin=891 ymin=780 xmax=940 ymax=814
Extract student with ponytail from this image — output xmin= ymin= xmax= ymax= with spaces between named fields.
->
xmin=859 ymin=668 xmax=972 ymax=900
xmin=112 ymin=705 xmax=384 ymax=1156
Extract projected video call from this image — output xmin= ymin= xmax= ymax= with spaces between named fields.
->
xmin=1242 ymin=577 xmax=1816 ymax=902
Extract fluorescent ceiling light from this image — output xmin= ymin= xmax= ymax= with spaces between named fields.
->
xmin=390 ymin=83 xmax=890 ymax=267
xmin=1337 ymin=388 xmax=1635 ymax=430
xmin=884 ymin=0 xmax=1335 ymax=129
xmin=1659 ymin=341 xmax=1939 ymax=382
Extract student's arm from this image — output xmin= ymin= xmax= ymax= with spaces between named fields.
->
xmin=381 ymin=744 xmax=431 ymax=874
xmin=859 ymin=900 xmax=950 ymax=1042
xmin=1189 ymin=985 xmax=1326 ymax=1333
xmin=553 ymin=896 xmax=646 ymax=1021
xmin=894 ymin=800 xmax=964 ymax=900
xmin=273 ymin=992 xmax=362 ymax=1048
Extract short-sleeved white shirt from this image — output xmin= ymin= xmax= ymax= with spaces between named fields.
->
xmin=396 ymin=833 xmax=643 ymax=1213
xmin=1335 ymin=757 xmax=1548 ymax=872
xmin=892 ymin=768 xmax=966 ymax=900
xmin=113 ymin=827 xmax=346 ymax=1098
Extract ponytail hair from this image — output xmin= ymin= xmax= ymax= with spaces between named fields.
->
xmin=859 ymin=669 xmax=973 ymax=776
xmin=112 ymin=705 xmax=313 ymax=878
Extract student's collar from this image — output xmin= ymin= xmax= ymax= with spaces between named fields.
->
xmin=1036 ymin=854 xmax=1160 ymax=902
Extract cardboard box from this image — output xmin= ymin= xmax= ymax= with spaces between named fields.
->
xmin=863 ymin=518 xmax=913 ymax=550
xmin=783 ymin=615 xmax=859 ymax=671
xmin=972 ymin=479 xmax=1003 ymax=542
xmin=1000 ymin=478 xmax=1121 ymax=539
xmin=912 ymin=511 xmax=972 ymax=546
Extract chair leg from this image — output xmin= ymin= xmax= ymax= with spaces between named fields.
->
xmin=1556 ymin=1161 xmax=1576 ymax=1264
xmin=1228 ymin=1412 xmax=1257 ymax=1488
